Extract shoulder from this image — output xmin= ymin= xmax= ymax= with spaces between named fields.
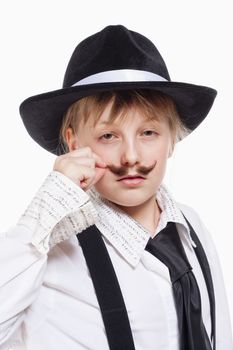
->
xmin=175 ymin=202 xmax=225 ymax=291
xmin=175 ymin=201 xmax=217 ymax=256
xmin=176 ymin=201 xmax=202 ymax=225
xmin=176 ymin=201 xmax=204 ymax=230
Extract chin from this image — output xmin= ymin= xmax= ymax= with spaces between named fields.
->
xmin=102 ymin=191 xmax=153 ymax=208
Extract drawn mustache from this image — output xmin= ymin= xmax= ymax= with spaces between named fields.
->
xmin=106 ymin=160 xmax=157 ymax=177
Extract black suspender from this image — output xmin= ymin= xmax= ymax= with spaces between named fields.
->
xmin=76 ymin=213 xmax=215 ymax=350
xmin=182 ymin=215 xmax=216 ymax=350
xmin=77 ymin=224 xmax=136 ymax=350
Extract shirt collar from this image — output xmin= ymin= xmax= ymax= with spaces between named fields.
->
xmin=87 ymin=183 xmax=196 ymax=267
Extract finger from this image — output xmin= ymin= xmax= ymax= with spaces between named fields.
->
xmin=65 ymin=147 xmax=107 ymax=168
xmin=78 ymin=165 xmax=96 ymax=181
xmin=66 ymin=146 xmax=93 ymax=158
xmin=90 ymin=167 xmax=107 ymax=187
xmin=67 ymin=154 xmax=105 ymax=169
xmin=81 ymin=166 xmax=107 ymax=191
xmin=92 ymin=152 xmax=107 ymax=167
xmin=80 ymin=174 xmax=96 ymax=190
xmin=69 ymin=157 xmax=95 ymax=168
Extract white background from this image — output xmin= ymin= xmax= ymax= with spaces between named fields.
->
xmin=0 ymin=0 xmax=232 ymax=329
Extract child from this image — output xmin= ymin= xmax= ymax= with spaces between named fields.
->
xmin=0 ymin=24 xmax=232 ymax=350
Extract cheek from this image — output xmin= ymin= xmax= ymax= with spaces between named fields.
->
xmin=149 ymin=145 xmax=170 ymax=175
xmin=92 ymin=144 xmax=118 ymax=163
xmin=156 ymin=138 xmax=171 ymax=157
xmin=147 ymin=143 xmax=169 ymax=162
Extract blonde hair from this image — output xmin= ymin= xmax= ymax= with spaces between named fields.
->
xmin=59 ymin=89 xmax=191 ymax=154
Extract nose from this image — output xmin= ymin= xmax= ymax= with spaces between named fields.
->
xmin=120 ymin=138 xmax=141 ymax=167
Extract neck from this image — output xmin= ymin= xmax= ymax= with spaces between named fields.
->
xmin=115 ymin=195 xmax=162 ymax=236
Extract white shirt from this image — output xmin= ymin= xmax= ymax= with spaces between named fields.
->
xmin=0 ymin=171 xmax=232 ymax=350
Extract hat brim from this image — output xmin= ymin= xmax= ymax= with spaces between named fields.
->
xmin=19 ymin=81 xmax=217 ymax=155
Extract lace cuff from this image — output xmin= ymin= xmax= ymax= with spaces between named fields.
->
xmin=18 ymin=171 xmax=97 ymax=254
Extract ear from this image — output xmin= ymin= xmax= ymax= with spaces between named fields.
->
xmin=65 ymin=127 xmax=79 ymax=152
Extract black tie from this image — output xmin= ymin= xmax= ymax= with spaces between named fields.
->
xmin=145 ymin=221 xmax=212 ymax=350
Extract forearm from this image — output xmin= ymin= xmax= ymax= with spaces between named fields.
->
xmin=0 ymin=226 xmax=47 ymax=344
xmin=0 ymin=170 xmax=97 ymax=346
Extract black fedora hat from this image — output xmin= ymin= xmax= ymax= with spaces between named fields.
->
xmin=19 ymin=24 xmax=217 ymax=155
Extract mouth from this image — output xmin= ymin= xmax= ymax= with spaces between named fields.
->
xmin=117 ymin=175 xmax=146 ymax=186
xmin=117 ymin=174 xmax=146 ymax=181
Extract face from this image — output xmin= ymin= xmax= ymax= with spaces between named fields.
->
xmin=66 ymin=100 xmax=173 ymax=209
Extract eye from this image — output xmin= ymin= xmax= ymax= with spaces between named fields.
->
xmin=142 ymin=130 xmax=157 ymax=136
xmin=100 ymin=133 xmax=115 ymax=140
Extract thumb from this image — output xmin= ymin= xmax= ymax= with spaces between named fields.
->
xmin=81 ymin=166 xmax=106 ymax=191
xmin=92 ymin=166 xmax=106 ymax=186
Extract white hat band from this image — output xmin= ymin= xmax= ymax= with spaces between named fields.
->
xmin=72 ymin=69 xmax=168 ymax=86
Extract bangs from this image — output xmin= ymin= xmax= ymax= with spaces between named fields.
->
xmin=62 ymin=89 xmax=178 ymax=130
xmin=59 ymin=89 xmax=191 ymax=153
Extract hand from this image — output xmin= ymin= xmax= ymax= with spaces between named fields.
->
xmin=53 ymin=146 xmax=107 ymax=191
